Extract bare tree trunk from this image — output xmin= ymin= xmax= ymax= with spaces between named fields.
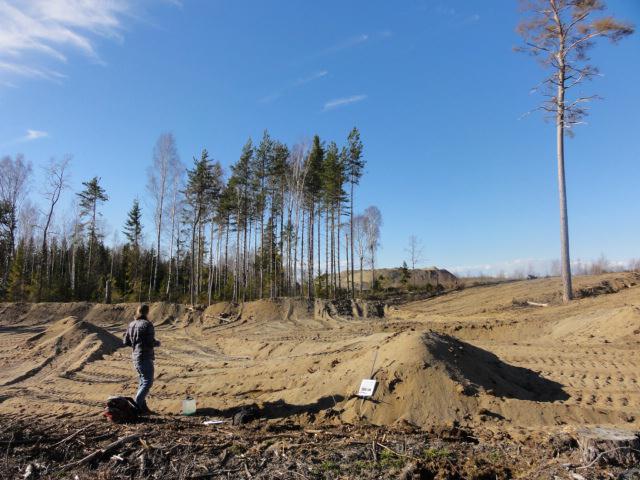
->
xmin=176 ymin=226 xmax=181 ymax=296
xmin=331 ymin=208 xmax=335 ymax=297
xmin=260 ymin=207 xmax=264 ymax=299
xmin=71 ymin=223 xmax=78 ymax=297
xmin=300 ymin=210 xmax=305 ymax=298
xmin=243 ymin=216 xmax=249 ymax=301
xmin=278 ymin=191 xmax=284 ymax=297
xmin=556 ymin=62 xmax=573 ymax=303
xmin=234 ymin=191 xmax=241 ymax=303
xmin=337 ymin=203 xmax=341 ymax=293
xmin=253 ymin=218 xmax=259 ymax=299
xmin=359 ymin=255 xmax=363 ymax=296
xmin=325 ymin=206 xmax=329 ymax=298
xmin=308 ymin=206 xmax=314 ymax=299
xmin=370 ymin=246 xmax=376 ymax=292
xmin=350 ymin=182 xmax=355 ymax=298
xmin=87 ymin=202 xmax=97 ymax=278
xmin=344 ymin=229 xmax=350 ymax=297
xmin=270 ymin=215 xmax=275 ymax=299
xmin=216 ymin=223 xmax=222 ymax=299
xmin=190 ymin=218 xmax=198 ymax=305
xmin=224 ymin=216 xmax=230 ymax=297
xmin=166 ymin=189 xmax=177 ymax=298
xmin=317 ymin=208 xmax=321 ymax=296
xmin=208 ymin=221 xmax=214 ymax=305
xmin=286 ymin=205 xmax=292 ymax=296
xmin=293 ymin=207 xmax=299 ymax=297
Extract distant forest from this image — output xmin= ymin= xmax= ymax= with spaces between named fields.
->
xmin=0 ymin=128 xmax=390 ymax=305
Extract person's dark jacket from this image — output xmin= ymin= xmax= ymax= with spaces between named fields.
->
xmin=123 ymin=317 xmax=160 ymax=360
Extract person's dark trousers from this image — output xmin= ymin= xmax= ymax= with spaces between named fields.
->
xmin=134 ymin=355 xmax=154 ymax=412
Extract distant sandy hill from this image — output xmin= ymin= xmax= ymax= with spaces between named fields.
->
xmin=340 ymin=267 xmax=458 ymax=290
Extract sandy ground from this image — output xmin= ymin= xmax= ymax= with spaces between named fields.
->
xmin=0 ymin=274 xmax=640 ymax=438
xmin=2 ymin=273 xmax=640 ymax=478
xmin=1 ymin=272 xmax=639 ymax=437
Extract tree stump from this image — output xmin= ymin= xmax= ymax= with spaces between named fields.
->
xmin=577 ymin=427 xmax=640 ymax=467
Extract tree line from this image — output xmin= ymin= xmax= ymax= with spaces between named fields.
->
xmin=0 ymin=128 xmax=384 ymax=305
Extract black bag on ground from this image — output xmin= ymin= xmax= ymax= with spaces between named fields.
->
xmin=232 ymin=405 xmax=259 ymax=426
xmin=103 ymin=396 xmax=139 ymax=423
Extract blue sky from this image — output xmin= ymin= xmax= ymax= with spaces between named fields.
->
xmin=1 ymin=0 xmax=638 ymax=276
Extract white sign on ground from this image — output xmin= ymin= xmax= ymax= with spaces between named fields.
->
xmin=358 ymin=379 xmax=377 ymax=397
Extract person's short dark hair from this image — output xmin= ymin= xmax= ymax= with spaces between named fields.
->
xmin=136 ymin=304 xmax=149 ymax=319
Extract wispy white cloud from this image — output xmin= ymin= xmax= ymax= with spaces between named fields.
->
xmin=20 ymin=129 xmax=49 ymax=142
xmin=260 ymin=69 xmax=328 ymax=104
xmin=0 ymin=0 xmax=177 ymax=86
xmin=0 ymin=60 xmax=65 ymax=81
xmin=293 ymin=69 xmax=328 ymax=87
xmin=1 ymin=128 xmax=50 ymax=146
xmin=320 ymin=34 xmax=369 ymax=56
xmin=323 ymin=94 xmax=367 ymax=111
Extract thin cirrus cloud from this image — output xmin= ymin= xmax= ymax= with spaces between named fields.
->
xmin=0 ymin=0 xmax=177 ymax=84
xmin=20 ymin=129 xmax=49 ymax=142
xmin=260 ymin=70 xmax=328 ymax=104
xmin=323 ymin=94 xmax=367 ymax=112
xmin=320 ymin=33 xmax=369 ymax=56
xmin=0 ymin=128 xmax=49 ymax=147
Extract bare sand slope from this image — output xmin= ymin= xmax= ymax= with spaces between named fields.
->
xmin=0 ymin=272 xmax=639 ymax=432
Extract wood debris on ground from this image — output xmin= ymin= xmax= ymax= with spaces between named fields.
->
xmin=2 ymin=414 xmax=638 ymax=479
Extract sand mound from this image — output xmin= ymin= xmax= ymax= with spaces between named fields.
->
xmin=2 ymin=317 xmax=121 ymax=385
xmin=0 ymin=302 xmax=93 ymax=326
xmin=336 ymin=331 xmax=567 ymax=427
xmin=198 ymin=330 xmax=567 ymax=428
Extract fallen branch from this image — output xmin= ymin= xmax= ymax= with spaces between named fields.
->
xmin=60 ymin=433 xmax=141 ymax=472
xmin=376 ymin=442 xmax=418 ymax=461
xmin=526 ymin=301 xmax=548 ymax=307
xmin=51 ymin=423 xmax=95 ymax=448
xmin=575 ymin=446 xmax=640 ymax=470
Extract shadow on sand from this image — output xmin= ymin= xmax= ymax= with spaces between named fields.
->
xmin=195 ymin=395 xmax=345 ymax=420
xmin=424 ymin=332 xmax=570 ymax=402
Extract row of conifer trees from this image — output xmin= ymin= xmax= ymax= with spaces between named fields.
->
xmin=0 ymin=127 xmax=384 ymax=305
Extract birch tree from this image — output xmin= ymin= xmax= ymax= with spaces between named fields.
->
xmin=363 ymin=205 xmax=382 ymax=290
xmin=147 ymin=132 xmax=180 ymax=297
xmin=405 ymin=234 xmax=424 ymax=286
xmin=38 ymin=156 xmax=70 ymax=299
xmin=0 ymin=155 xmax=32 ymax=291
xmin=353 ymin=214 xmax=367 ymax=295
xmin=517 ymin=0 xmax=633 ymax=302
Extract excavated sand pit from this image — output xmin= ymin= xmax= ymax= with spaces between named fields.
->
xmin=1 ymin=272 xmax=639 ymax=435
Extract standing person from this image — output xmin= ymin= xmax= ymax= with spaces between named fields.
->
xmin=123 ymin=304 xmax=160 ymax=414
